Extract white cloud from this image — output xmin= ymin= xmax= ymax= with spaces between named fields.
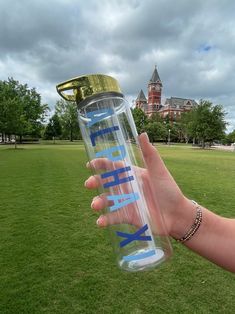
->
xmin=0 ymin=0 xmax=235 ymax=131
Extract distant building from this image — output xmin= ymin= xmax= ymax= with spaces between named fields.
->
xmin=135 ymin=66 xmax=197 ymax=120
xmin=160 ymin=97 xmax=198 ymax=120
xmin=135 ymin=89 xmax=148 ymax=111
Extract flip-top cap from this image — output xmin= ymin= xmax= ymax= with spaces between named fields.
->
xmin=56 ymin=74 xmax=122 ymax=108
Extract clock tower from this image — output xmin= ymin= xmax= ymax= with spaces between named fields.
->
xmin=147 ymin=65 xmax=162 ymax=116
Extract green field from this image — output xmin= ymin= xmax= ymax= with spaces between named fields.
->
xmin=0 ymin=143 xmax=235 ymax=314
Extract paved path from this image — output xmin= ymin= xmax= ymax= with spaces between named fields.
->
xmin=211 ymin=145 xmax=235 ymax=152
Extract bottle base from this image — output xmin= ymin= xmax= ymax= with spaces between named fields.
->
xmin=119 ymin=248 xmax=165 ymax=272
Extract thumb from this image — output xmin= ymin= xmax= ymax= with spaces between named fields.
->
xmin=138 ymin=133 xmax=168 ymax=177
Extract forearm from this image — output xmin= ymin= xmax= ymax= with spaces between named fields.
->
xmin=171 ymin=198 xmax=235 ymax=273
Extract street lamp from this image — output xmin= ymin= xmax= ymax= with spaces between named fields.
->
xmin=168 ymin=129 xmax=171 ymax=145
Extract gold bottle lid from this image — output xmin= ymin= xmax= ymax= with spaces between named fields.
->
xmin=56 ymin=74 xmax=122 ymax=107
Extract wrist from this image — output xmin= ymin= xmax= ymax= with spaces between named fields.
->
xmin=169 ymin=197 xmax=197 ymax=239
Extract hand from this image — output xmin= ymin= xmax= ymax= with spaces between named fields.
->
xmin=85 ymin=133 xmax=189 ymax=237
xmin=86 ymin=133 xmax=235 ymax=272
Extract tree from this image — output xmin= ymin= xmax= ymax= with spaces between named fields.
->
xmin=44 ymin=114 xmax=62 ymax=142
xmin=55 ymin=99 xmax=80 ymax=141
xmin=149 ymin=112 xmax=164 ymax=123
xmin=226 ymin=130 xmax=235 ymax=144
xmin=183 ymin=100 xmax=227 ymax=148
xmin=180 ymin=111 xmax=195 ymax=143
xmin=145 ymin=121 xmax=168 ymax=143
xmin=0 ymin=78 xmax=48 ymax=143
xmin=0 ymin=83 xmax=7 ymax=141
xmin=132 ymin=107 xmax=148 ymax=134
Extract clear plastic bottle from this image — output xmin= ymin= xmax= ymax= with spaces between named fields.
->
xmin=56 ymin=74 xmax=172 ymax=271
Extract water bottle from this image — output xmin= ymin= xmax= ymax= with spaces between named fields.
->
xmin=56 ymin=74 xmax=172 ymax=271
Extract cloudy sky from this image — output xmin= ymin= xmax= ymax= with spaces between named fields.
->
xmin=1 ymin=0 xmax=235 ymax=131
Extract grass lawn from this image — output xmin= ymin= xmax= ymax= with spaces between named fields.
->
xmin=0 ymin=142 xmax=235 ymax=313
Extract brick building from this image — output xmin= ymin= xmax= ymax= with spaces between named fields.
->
xmin=135 ymin=66 xmax=197 ymax=120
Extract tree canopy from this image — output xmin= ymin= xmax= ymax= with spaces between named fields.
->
xmin=225 ymin=129 xmax=235 ymax=144
xmin=131 ymin=107 xmax=148 ymax=134
xmin=43 ymin=114 xmax=62 ymax=141
xmin=182 ymin=100 xmax=227 ymax=147
xmin=55 ymin=99 xmax=81 ymax=141
xmin=0 ymin=78 xmax=48 ymax=143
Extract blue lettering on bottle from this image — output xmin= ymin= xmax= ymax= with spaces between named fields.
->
xmin=86 ymin=112 xmax=155 ymax=264
xmin=107 ymin=192 xmax=140 ymax=211
xmin=95 ymin=145 xmax=126 ymax=162
xmin=123 ymin=249 xmax=156 ymax=261
xmin=101 ymin=166 xmax=134 ymax=188
xmin=87 ymin=108 xmax=114 ymax=127
xmin=116 ymin=224 xmax=152 ymax=248
xmin=90 ymin=126 xmax=119 ymax=146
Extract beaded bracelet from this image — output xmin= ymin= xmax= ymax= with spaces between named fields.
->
xmin=176 ymin=201 xmax=202 ymax=243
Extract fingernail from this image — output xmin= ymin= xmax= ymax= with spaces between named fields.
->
xmin=143 ymin=132 xmax=149 ymax=142
xmin=84 ymin=180 xmax=88 ymax=187
xmin=96 ymin=215 xmax=105 ymax=227
xmin=91 ymin=196 xmax=98 ymax=209
xmin=86 ymin=162 xmax=90 ymax=168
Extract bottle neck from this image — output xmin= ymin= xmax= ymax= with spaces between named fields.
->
xmin=77 ymin=92 xmax=124 ymax=111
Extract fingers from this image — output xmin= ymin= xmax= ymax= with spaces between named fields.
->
xmin=87 ymin=133 xmax=166 ymax=178
xmin=84 ymin=174 xmax=101 ymax=189
xmin=85 ymin=159 xmax=125 ymax=190
xmin=85 ymin=158 xmax=137 ymax=192
xmin=91 ymin=193 xmax=111 ymax=211
xmin=85 ymin=132 xmax=170 ymax=230
xmin=87 ymin=158 xmax=125 ymax=171
xmin=96 ymin=210 xmax=127 ymax=227
xmin=91 ymin=196 xmax=130 ymax=227
xmin=91 ymin=192 xmax=137 ymax=227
